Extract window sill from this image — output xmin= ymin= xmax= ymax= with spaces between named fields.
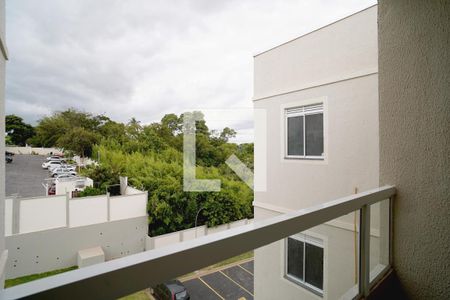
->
xmin=284 ymin=156 xmax=324 ymax=161
xmin=284 ymin=274 xmax=324 ymax=298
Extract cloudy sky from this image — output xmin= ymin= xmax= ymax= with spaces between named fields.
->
xmin=6 ymin=0 xmax=375 ymax=142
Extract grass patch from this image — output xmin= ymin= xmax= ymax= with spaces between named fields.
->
xmin=6 ymin=266 xmax=151 ymax=299
xmin=5 ymin=266 xmax=77 ymax=288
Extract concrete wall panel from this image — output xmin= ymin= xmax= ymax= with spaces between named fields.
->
xmin=69 ymin=196 xmax=108 ymax=227
xmin=5 ymin=216 xmax=147 ymax=279
xmin=110 ymin=193 xmax=147 ymax=221
xmin=19 ymin=196 xmax=66 ymax=233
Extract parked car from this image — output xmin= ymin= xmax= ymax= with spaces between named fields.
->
xmin=55 ymin=173 xmax=76 ymax=179
xmin=61 ymin=164 xmax=76 ymax=171
xmin=152 ymin=280 xmax=190 ymax=300
xmin=42 ymin=160 xmax=65 ymax=171
xmin=5 ymin=151 xmax=14 ymax=163
xmin=46 ymin=155 xmax=63 ymax=161
xmin=42 ymin=160 xmax=62 ymax=169
xmin=51 ymin=167 xmax=77 ymax=177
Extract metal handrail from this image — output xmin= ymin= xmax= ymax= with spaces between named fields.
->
xmin=0 ymin=185 xmax=395 ymax=300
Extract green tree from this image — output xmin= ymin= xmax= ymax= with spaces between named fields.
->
xmin=57 ymin=127 xmax=100 ymax=157
xmin=219 ymin=127 xmax=237 ymax=143
xmin=28 ymin=109 xmax=255 ymax=236
xmin=77 ymin=186 xmax=104 ymax=197
xmin=30 ymin=109 xmax=102 ymax=147
xmin=5 ymin=115 xmax=35 ymax=146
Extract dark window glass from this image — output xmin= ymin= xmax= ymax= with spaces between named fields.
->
xmin=305 ymin=243 xmax=324 ymax=289
xmin=287 ymin=238 xmax=304 ymax=280
xmin=305 ymin=113 xmax=324 ymax=156
xmin=287 ymin=116 xmax=304 ymax=156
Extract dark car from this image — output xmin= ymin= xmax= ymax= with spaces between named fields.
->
xmin=5 ymin=151 xmax=14 ymax=163
xmin=152 ymin=280 xmax=190 ymax=300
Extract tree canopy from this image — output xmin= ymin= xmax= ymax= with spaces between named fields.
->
xmin=5 ymin=115 xmax=35 ymax=146
xmin=15 ymin=108 xmax=254 ymax=236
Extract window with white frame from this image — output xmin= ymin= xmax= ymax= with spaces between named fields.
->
xmin=285 ymin=103 xmax=324 ymax=159
xmin=286 ymin=234 xmax=324 ymax=294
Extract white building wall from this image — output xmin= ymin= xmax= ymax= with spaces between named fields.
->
xmin=253 ymin=6 xmax=380 ymax=300
xmin=253 ymin=6 xmax=378 ymax=101
xmin=55 ymin=177 xmax=93 ymax=196
xmin=254 ymin=74 xmax=379 ymax=211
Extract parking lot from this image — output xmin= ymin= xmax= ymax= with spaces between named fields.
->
xmin=6 ymin=155 xmax=255 ymax=300
xmin=182 ymin=260 xmax=254 ymax=300
xmin=6 ymin=154 xmax=49 ymax=198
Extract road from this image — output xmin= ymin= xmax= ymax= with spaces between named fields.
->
xmin=6 ymin=154 xmax=49 ymax=198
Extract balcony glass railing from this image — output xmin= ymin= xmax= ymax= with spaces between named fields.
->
xmin=0 ymin=186 xmax=395 ymax=300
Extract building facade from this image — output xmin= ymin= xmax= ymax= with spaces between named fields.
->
xmin=253 ymin=6 xmax=386 ymax=299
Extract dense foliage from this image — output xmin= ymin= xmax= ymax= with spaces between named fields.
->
xmin=5 ymin=115 xmax=35 ymax=146
xmin=28 ymin=109 xmax=110 ymax=156
xmin=77 ymin=186 xmax=105 ymax=198
xmin=24 ymin=109 xmax=254 ymax=236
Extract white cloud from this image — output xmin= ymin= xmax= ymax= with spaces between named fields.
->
xmin=6 ymin=0 xmax=376 ymax=141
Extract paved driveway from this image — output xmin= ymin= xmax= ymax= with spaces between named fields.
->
xmin=6 ymin=154 xmax=49 ymax=198
xmin=182 ymin=260 xmax=254 ymax=300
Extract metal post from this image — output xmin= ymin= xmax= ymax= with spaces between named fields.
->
xmin=194 ymin=207 xmax=204 ymax=238
xmin=359 ymin=204 xmax=371 ymax=297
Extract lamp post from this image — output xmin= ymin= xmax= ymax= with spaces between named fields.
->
xmin=195 ymin=206 xmax=205 ymax=238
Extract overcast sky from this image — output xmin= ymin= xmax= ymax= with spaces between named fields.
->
xmin=6 ymin=0 xmax=376 ymax=142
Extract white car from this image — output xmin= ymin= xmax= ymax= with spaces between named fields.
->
xmin=55 ymin=173 xmax=76 ymax=179
xmin=51 ymin=167 xmax=77 ymax=177
xmin=49 ymin=162 xmax=72 ymax=172
xmin=61 ymin=164 xmax=76 ymax=171
xmin=46 ymin=155 xmax=63 ymax=161
xmin=42 ymin=160 xmax=62 ymax=169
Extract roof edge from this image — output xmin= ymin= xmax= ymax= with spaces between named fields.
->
xmin=253 ymin=4 xmax=377 ymax=58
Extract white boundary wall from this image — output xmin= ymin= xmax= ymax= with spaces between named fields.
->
xmin=5 ymin=192 xmax=148 ymax=236
xmin=5 ymin=216 xmax=148 ymax=279
xmin=125 ymin=186 xmax=143 ymax=195
xmin=69 ymin=195 xmax=108 ymax=227
xmin=145 ymin=218 xmax=253 ymax=250
xmin=5 ymin=146 xmax=62 ymax=156
xmin=110 ymin=194 xmax=147 ymax=221
xmin=20 ymin=195 xmax=67 ymax=234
